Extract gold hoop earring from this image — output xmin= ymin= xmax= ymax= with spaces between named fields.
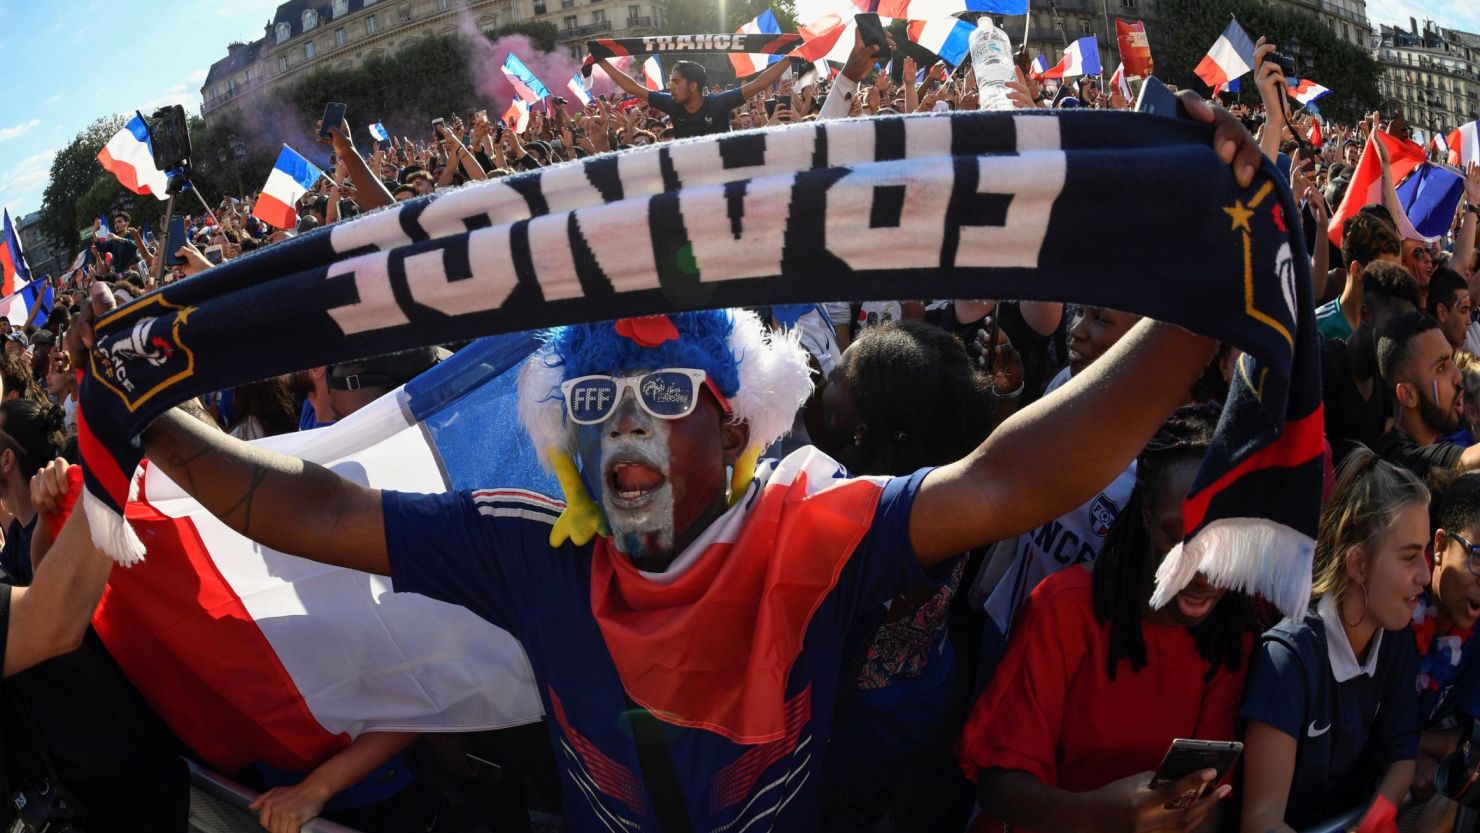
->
xmin=1341 ymin=581 xmax=1369 ymax=628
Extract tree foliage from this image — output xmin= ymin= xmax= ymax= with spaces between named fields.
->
xmin=657 ymin=0 xmax=802 ymax=86
xmin=1155 ymin=0 xmax=1381 ymax=124
xmin=37 ymin=115 xmax=127 ymax=252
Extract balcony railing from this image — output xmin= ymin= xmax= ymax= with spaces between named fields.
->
xmin=624 ymin=15 xmax=652 ymax=27
xmin=562 ymin=19 xmax=613 ymax=37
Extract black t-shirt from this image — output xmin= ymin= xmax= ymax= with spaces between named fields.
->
xmin=1376 ymin=427 xmax=1465 ymax=479
xmin=0 ymin=586 xmax=189 ymax=831
xmin=97 ymin=237 xmax=138 ymax=273
xmin=0 ymin=517 xmax=35 ymax=586
xmin=1321 ymin=338 xmax=1390 ymax=469
xmin=647 ymin=88 xmax=744 ymax=139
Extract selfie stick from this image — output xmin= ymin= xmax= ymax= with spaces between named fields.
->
xmin=189 ymin=186 xmax=222 ymax=229
xmin=153 ymin=195 xmax=175 ymax=287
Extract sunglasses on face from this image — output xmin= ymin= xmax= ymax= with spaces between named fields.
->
xmin=1445 ymin=530 xmax=1480 ymax=577
xmin=561 ymin=368 xmax=731 ymax=426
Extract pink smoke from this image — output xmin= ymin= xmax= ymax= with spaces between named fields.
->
xmin=455 ymin=15 xmax=623 ymax=113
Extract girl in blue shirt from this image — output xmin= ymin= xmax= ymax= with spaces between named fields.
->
xmin=1241 ymin=450 xmax=1430 ymax=832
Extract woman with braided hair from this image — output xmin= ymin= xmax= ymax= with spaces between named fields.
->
xmin=960 ymin=404 xmax=1255 ymax=833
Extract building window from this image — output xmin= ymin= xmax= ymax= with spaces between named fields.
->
xmin=306 ymin=40 xmax=317 ymax=59
xmin=364 ymin=0 xmax=378 ymax=5
xmin=629 ymin=4 xmax=640 ymax=20
xmin=367 ymin=14 xmax=379 ymax=34
xmin=278 ymin=55 xmax=289 ymax=71
xmin=1121 ymin=0 xmax=1136 ymax=8
xmin=562 ymin=0 xmax=575 ymax=8
xmin=333 ymin=0 xmax=349 ymax=17
xmin=593 ymin=9 xmax=606 ymax=22
xmin=533 ymin=1 xmax=546 ymax=13
xmin=336 ymin=27 xmax=347 ymax=47
xmin=303 ymin=9 xmax=318 ymax=29
xmin=438 ymin=0 xmax=451 ymax=8
xmin=564 ymin=14 xmax=577 ymax=29
xmin=275 ymin=21 xmax=291 ymax=43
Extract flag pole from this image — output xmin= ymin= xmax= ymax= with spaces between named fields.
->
xmin=188 ymin=185 xmax=221 ymax=228
xmin=1021 ymin=0 xmax=1032 ymax=51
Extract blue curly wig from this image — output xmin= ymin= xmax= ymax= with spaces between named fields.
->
xmin=539 ymin=310 xmax=742 ymax=397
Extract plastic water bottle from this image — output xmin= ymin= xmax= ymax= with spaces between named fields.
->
xmin=970 ymin=19 xmax=1016 ymax=111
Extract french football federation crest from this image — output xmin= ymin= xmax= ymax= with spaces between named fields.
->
xmin=89 ymin=293 xmax=197 ymax=413
xmin=1089 ymin=493 xmax=1119 ymax=537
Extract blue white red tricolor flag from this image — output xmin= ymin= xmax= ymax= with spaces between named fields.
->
xmin=643 ymin=54 xmax=664 ymax=91
xmin=1449 ymin=121 xmax=1479 ymax=167
xmin=0 ymin=277 xmax=53 ymax=329
xmin=730 ymin=9 xmax=785 ymax=76
xmin=0 ymin=210 xmax=30 ymax=298
xmin=368 ymin=122 xmax=390 ymax=142
xmin=93 ymin=334 xmax=549 ymax=774
xmin=1396 ymin=162 xmax=1466 ymax=241
xmin=1285 ymin=78 xmax=1330 ymax=106
xmin=906 ymin=17 xmax=976 ymax=68
xmin=501 ymin=53 xmax=551 ymax=104
xmin=567 ymin=71 xmax=593 ymax=106
xmin=251 ymin=145 xmax=324 ymax=231
xmin=1109 ymin=63 xmax=1130 ymax=100
xmin=849 ymin=0 xmax=1029 ymax=15
xmin=1041 ymin=36 xmax=1101 ymax=79
xmin=1030 ymin=54 xmax=1050 ymax=78
xmin=97 ymin=113 xmax=169 ymax=200
xmin=502 ymin=97 xmax=531 ymax=133
xmin=1194 ymin=19 xmax=1255 ymax=90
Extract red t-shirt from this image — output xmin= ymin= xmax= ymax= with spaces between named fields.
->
xmin=958 ymin=566 xmax=1249 ymax=833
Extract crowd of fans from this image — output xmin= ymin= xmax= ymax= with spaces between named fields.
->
xmin=3 ymin=24 xmax=1480 ymax=833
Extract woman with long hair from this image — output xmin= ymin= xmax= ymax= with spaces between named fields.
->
xmin=1240 ymin=450 xmax=1428 ymax=832
xmin=0 ymin=398 xmax=67 ymax=584
xmin=961 ymin=405 xmax=1253 ymax=833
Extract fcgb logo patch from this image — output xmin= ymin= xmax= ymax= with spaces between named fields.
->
xmin=1089 ymin=493 xmax=1119 ymax=537
xmin=89 ymin=294 xmax=198 ymax=413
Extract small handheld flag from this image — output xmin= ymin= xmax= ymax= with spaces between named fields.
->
xmin=502 ymin=98 xmax=531 ymax=133
xmin=97 ymin=213 xmax=112 ymax=241
xmin=1449 ymin=121 xmax=1478 ymax=167
xmin=1 ymin=210 xmax=31 ymax=298
xmin=252 ymin=146 xmax=325 ymax=231
xmin=368 ymin=122 xmax=390 ymax=142
xmin=1285 ymin=78 xmax=1330 ymax=106
xmin=905 ymin=17 xmax=975 ymax=69
xmin=1030 ymin=54 xmax=1049 ymax=78
xmin=730 ymin=9 xmax=785 ymax=77
xmin=1109 ymin=63 xmax=1130 ymax=102
xmin=567 ymin=72 xmax=593 ymax=106
xmin=642 ymin=55 xmax=664 ymax=91
xmin=97 ymin=113 xmax=169 ymax=201
xmin=1195 ymin=19 xmax=1255 ymax=90
xmin=501 ymin=53 xmax=551 ymax=104
xmin=1041 ymin=36 xmax=1101 ymax=79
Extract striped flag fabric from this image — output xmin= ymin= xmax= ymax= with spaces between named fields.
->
xmin=1396 ymin=162 xmax=1466 ymax=241
xmin=643 ymin=54 xmax=664 ymax=91
xmin=1286 ymin=78 xmax=1330 ymax=106
xmin=852 ymin=0 xmax=1029 ymax=15
xmin=794 ymin=13 xmax=853 ymax=63
xmin=1194 ymin=18 xmax=1255 ymax=90
xmin=1308 ymin=119 xmax=1323 ymax=148
xmin=1449 ymin=121 xmax=1479 ymax=167
xmin=1030 ymin=54 xmax=1049 ymax=78
xmin=93 ymin=334 xmax=550 ymax=774
xmin=730 ymin=9 xmax=785 ymax=77
xmin=1328 ymin=130 xmax=1428 ymax=246
xmin=251 ymin=146 xmax=324 ymax=231
xmin=1041 ymin=36 xmax=1101 ymax=79
xmin=97 ymin=113 xmax=169 ymax=201
xmin=567 ymin=71 xmax=593 ymax=106
xmin=501 ymin=53 xmax=551 ymax=104
xmin=502 ymin=97 xmax=531 ymax=133
xmin=1109 ymin=63 xmax=1130 ymax=102
xmin=0 ymin=210 xmax=31 ymax=298
xmin=0 ymin=278 xmax=53 ymax=329
xmin=368 ymin=122 xmax=390 ymax=142
xmin=906 ymin=17 xmax=976 ymax=68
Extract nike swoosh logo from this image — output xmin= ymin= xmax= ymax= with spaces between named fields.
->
xmin=1307 ymin=721 xmax=1331 ymax=738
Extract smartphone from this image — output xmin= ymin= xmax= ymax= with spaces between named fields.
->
xmin=337 ymin=197 xmax=358 ymax=219
xmin=431 ymin=117 xmax=445 ymax=134
xmin=320 ymin=102 xmax=347 ymax=138
xmin=764 ymin=97 xmax=779 ymax=118
xmin=203 ymin=244 xmax=223 ymax=265
xmin=1134 ymin=75 xmax=1188 ymax=120
xmin=854 ymin=13 xmax=891 ymax=64
xmin=1150 ymin=739 xmax=1243 ymax=809
xmin=165 ymin=215 xmax=188 ymax=267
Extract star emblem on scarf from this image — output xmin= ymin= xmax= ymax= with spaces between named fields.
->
xmin=1223 ymin=200 xmax=1254 ymax=233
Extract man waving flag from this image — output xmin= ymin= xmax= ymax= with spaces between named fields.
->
xmin=1195 ymin=18 xmax=1255 ymax=90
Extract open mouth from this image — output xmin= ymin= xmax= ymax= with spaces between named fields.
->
xmin=1405 ymin=593 xmax=1422 ymax=612
xmin=1466 ymin=597 xmax=1480 ymax=621
xmin=605 ymin=458 xmax=668 ymax=508
xmin=1176 ymin=591 xmax=1217 ymax=620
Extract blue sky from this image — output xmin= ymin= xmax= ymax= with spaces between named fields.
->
xmin=0 ymin=0 xmax=1477 ymax=224
xmin=0 ymin=0 xmax=283 ymax=221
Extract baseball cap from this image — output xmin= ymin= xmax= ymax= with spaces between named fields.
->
xmin=5 ymin=331 xmax=28 ymax=346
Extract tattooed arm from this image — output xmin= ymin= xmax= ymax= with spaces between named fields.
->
xmin=142 ymin=411 xmax=389 ymax=574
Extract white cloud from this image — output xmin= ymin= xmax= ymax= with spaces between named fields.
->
xmin=0 ymin=149 xmax=59 ymax=198
xmin=40 ymin=91 xmax=63 ymax=106
xmin=0 ymin=119 xmax=40 ymax=141
xmin=139 ymin=83 xmax=200 ymax=116
xmin=186 ymin=68 xmax=209 ymax=83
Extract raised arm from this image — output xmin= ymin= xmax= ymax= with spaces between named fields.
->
xmin=1457 ymin=163 xmax=1478 ymax=277
xmin=73 ymin=285 xmax=389 ymax=575
xmin=320 ymin=119 xmax=394 ymax=211
xmin=597 ymin=56 xmax=652 ymax=101
xmin=739 ymin=56 xmax=793 ymax=101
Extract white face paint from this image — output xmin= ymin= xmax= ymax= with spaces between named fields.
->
xmin=577 ymin=390 xmax=677 ymax=558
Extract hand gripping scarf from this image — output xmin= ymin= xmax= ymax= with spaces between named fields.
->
xmin=78 ymin=110 xmax=1324 ymax=618
xmin=580 ymin=33 xmax=803 ymax=79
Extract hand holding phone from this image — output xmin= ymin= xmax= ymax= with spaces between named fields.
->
xmin=854 ymin=13 xmax=892 ymax=64
xmin=165 ymin=216 xmax=188 ymax=267
xmin=320 ymin=102 xmax=347 ymax=140
xmin=1149 ymin=739 xmax=1242 ymax=809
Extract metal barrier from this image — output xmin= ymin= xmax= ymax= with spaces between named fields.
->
xmin=187 ymin=760 xmax=362 ymax=833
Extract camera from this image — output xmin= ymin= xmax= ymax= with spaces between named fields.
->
xmin=145 ymin=105 xmax=193 ymax=196
xmin=8 ymin=780 xmax=85 ymax=832
xmin=1264 ymin=51 xmax=1296 ymax=77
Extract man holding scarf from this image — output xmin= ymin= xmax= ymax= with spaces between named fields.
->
xmin=71 ymin=97 xmax=1265 ymax=832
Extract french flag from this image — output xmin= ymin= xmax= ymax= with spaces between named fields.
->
xmin=97 ymin=113 xmax=169 ymax=200
xmin=0 ymin=276 xmax=53 ymax=329
xmin=502 ymin=97 xmax=531 ymax=133
xmin=0 ymin=209 xmax=31 ymax=298
xmin=793 ymin=14 xmax=853 ymax=64
xmin=1041 ymin=36 xmax=1101 ymax=79
xmin=1396 ymin=162 xmax=1466 ymax=241
xmin=856 ymin=0 xmax=1028 ymax=15
xmin=1030 ymin=54 xmax=1050 ymax=78
xmin=1194 ymin=18 xmax=1255 ymax=90
xmin=906 ymin=17 xmax=976 ymax=68
xmin=93 ymin=334 xmax=548 ymax=774
xmin=1449 ymin=121 xmax=1479 ymax=167
xmin=368 ymin=121 xmax=390 ymax=142
xmin=1308 ymin=119 xmax=1323 ymax=148
xmin=1328 ymin=130 xmax=1428 ymax=246
xmin=502 ymin=53 xmax=551 ymax=104
xmin=1286 ymin=78 xmax=1330 ymax=106
xmin=567 ymin=71 xmax=593 ymax=106
xmin=251 ymin=146 xmax=323 ymax=231
xmin=1109 ymin=62 xmax=1130 ymax=101
xmin=730 ymin=9 xmax=784 ymax=77
xmin=643 ymin=54 xmax=664 ymax=91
